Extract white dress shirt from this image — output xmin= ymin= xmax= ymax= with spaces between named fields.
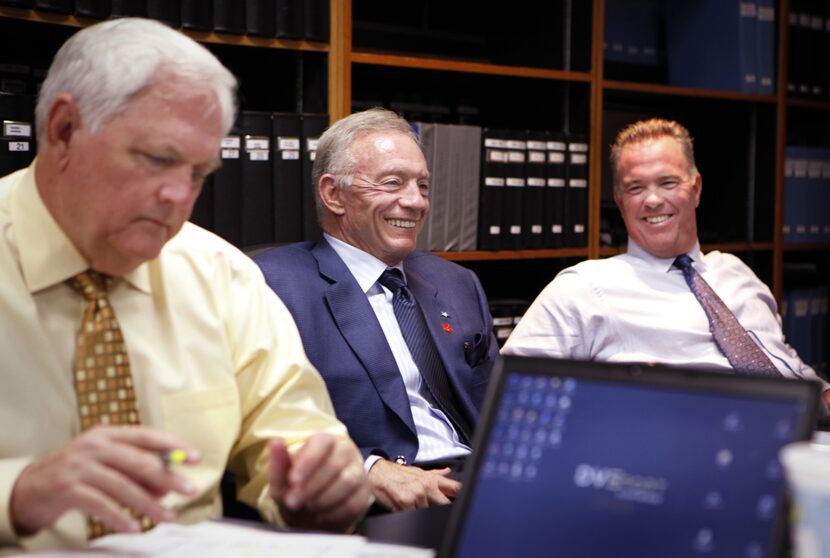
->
xmin=503 ymin=240 xmax=829 ymax=395
xmin=324 ymin=234 xmax=470 ymax=468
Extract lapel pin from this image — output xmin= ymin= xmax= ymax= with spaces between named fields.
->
xmin=440 ymin=311 xmax=450 ymax=318
xmin=442 ymin=323 xmax=453 ymax=333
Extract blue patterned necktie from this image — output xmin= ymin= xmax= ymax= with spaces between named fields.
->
xmin=673 ymin=255 xmax=779 ymax=376
xmin=378 ymin=268 xmax=471 ymax=443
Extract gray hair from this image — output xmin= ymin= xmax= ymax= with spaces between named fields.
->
xmin=312 ymin=107 xmax=420 ymax=222
xmin=609 ymin=118 xmax=697 ymax=192
xmin=35 ymin=18 xmax=237 ymax=142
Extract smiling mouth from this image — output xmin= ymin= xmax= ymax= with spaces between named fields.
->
xmin=643 ymin=215 xmax=671 ymax=224
xmin=386 ymin=218 xmax=417 ymax=229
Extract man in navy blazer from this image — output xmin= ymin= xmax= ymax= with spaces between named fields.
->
xmin=255 ymin=108 xmax=497 ymax=512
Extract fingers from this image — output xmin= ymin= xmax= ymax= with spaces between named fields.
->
xmin=368 ymin=461 xmax=462 ymax=512
xmin=269 ymin=434 xmax=371 ymax=532
xmin=10 ymin=425 xmax=198 ymax=537
xmin=268 ymin=439 xmax=291 ymax=502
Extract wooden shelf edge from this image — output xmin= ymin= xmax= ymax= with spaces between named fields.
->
xmin=0 ymin=7 xmax=329 ymax=53
xmin=603 ymin=79 xmax=778 ymax=103
xmin=600 ymin=242 xmax=775 ymax=257
xmin=786 ymin=97 xmax=830 ymax=111
xmin=351 ymin=51 xmax=591 ymax=82
xmin=783 ymin=243 xmax=830 ymax=252
xmin=434 ymin=248 xmax=589 ymax=262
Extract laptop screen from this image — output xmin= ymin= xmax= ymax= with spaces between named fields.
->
xmin=443 ymin=357 xmax=820 ymax=558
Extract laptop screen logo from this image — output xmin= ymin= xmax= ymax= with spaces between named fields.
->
xmin=573 ymin=464 xmax=669 ymax=506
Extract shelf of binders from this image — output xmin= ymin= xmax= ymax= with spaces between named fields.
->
xmin=0 ymin=6 xmax=329 ymax=52
xmin=603 ymin=79 xmax=778 ymax=104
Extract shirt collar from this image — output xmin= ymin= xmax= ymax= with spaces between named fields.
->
xmin=12 ymin=163 xmax=152 ymax=294
xmin=625 ymin=237 xmax=703 ymax=274
xmin=324 ymin=233 xmax=405 ymax=293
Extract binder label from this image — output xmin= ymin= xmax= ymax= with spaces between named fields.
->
xmin=307 ymin=138 xmax=320 ymax=151
xmin=740 ymin=2 xmax=756 ymax=17
xmin=484 ymin=138 xmax=508 ymax=148
xmin=246 ymin=137 xmax=270 ymax=150
xmin=506 ymin=140 xmax=526 ymax=150
xmin=531 ymin=225 xmax=543 ymax=234
xmin=548 ymin=178 xmax=565 ymax=188
xmin=493 ymin=317 xmax=513 ymax=326
xmin=221 ymin=148 xmax=240 ymax=160
xmin=506 ymin=178 xmax=526 ymax=187
xmin=547 ymin=141 xmax=567 ymax=151
xmin=570 ymin=179 xmax=588 ymax=188
xmin=758 ymin=6 xmax=774 ymax=22
xmin=282 ymin=150 xmax=300 ymax=160
xmin=527 ymin=178 xmax=545 ymax=187
xmin=278 ymin=137 xmax=300 ymax=150
xmin=488 ymin=226 xmax=501 ymax=235
xmin=528 ymin=151 xmax=546 ymax=163
xmin=8 ymin=141 xmax=29 ymax=152
xmin=221 ymin=136 xmax=241 ymax=148
xmin=570 ymin=153 xmax=588 ymax=165
xmin=487 ymin=149 xmax=508 ymax=163
xmin=507 ymin=151 xmax=526 ymax=163
xmin=527 ymin=140 xmax=546 ymax=150
xmin=248 ymin=150 xmax=269 ymax=161
xmin=310 ymin=152 xmax=317 ymax=161
xmin=509 ymin=226 xmax=521 ymax=235
xmin=3 ymin=121 xmax=31 ymax=137
xmin=485 ymin=177 xmax=505 ymax=187
xmin=569 ymin=143 xmax=589 ymax=153
xmin=552 ymin=224 xmax=563 ymax=234
xmin=574 ymin=224 xmax=585 ymax=233
xmin=548 ymin=152 xmax=566 ymax=164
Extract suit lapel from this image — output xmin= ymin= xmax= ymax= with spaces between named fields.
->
xmin=311 ymin=241 xmax=416 ymax=435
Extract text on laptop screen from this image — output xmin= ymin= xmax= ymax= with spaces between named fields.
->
xmin=452 ymin=371 xmax=807 ymax=558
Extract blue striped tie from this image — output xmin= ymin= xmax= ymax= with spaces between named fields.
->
xmin=674 ymin=255 xmax=779 ymax=376
xmin=378 ymin=268 xmax=471 ymax=443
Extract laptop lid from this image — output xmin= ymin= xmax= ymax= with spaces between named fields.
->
xmin=441 ymin=356 xmax=821 ymax=558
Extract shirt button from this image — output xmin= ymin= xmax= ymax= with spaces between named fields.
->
xmin=395 ymin=455 xmax=407 ymax=465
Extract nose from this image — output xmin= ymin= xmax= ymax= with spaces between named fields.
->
xmin=643 ymin=185 xmax=663 ymax=207
xmin=159 ymin=165 xmax=199 ymax=206
xmin=398 ymin=181 xmax=429 ymax=211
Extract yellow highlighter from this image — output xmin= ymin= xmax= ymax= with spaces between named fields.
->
xmin=161 ymin=449 xmax=188 ymax=467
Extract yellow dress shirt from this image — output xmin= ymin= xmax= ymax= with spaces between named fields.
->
xmin=0 ymin=164 xmax=352 ymax=551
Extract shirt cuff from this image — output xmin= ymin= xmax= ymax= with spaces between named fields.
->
xmin=364 ymin=454 xmax=384 ymax=474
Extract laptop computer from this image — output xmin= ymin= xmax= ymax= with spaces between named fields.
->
xmin=441 ymin=356 xmax=822 ymax=558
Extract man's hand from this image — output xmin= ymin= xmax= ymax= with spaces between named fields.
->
xmin=10 ymin=426 xmax=200 ymax=537
xmin=368 ymin=459 xmax=461 ymax=512
xmin=268 ymin=433 xmax=371 ymax=533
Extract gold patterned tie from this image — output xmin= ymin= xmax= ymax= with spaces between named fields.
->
xmin=68 ymin=270 xmax=154 ymax=537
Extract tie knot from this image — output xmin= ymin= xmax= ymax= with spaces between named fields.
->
xmin=674 ymin=254 xmax=694 ymax=272
xmin=68 ymin=270 xmax=111 ymax=301
xmin=378 ymin=268 xmax=407 ymax=293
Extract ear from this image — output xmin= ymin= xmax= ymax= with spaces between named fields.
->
xmin=613 ymin=188 xmax=623 ymax=213
xmin=44 ymin=94 xmax=82 ymax=169
xmin=691 ymin=172 xmax=702 ymax=208
xmin=318 ymin=174 xmax=346 ymax=216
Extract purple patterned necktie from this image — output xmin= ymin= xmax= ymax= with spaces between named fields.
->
xmin=674 ymin=255 xmax=779 ymax=376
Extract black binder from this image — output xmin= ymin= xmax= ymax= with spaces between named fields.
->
xmin=34 ymin=0 xmax=72 ymax=13
xmin=523 ymin=130 xmax=547 ymax=249
xmin=478 ymin=128 xmax=508 ymax=251
xmin=212 ymin=133 xmax=243 ymax=247
xmin=181 ymin=0 xmax=212 ymax=31
xmin=213 ymin=0 xmax=245 ymax=34
xmin=276 ymin=0 xmax=304 ymax=39
xmin=300 ymin=113 xmax=327 ymax=241
xmin=565 ymin=134 xmax=589 ymax=248
xmin=147 ymin=0 xmax=181 ymax=27
xmin=304 ymin=0 xmax=329 ymax=42
xmin=0 ymin=93 xmax=36 ymax=177
xmin=271 ymin=112 xmax=303 ymax=243
xmin=109 ymin=0 xmax=145 ymax=17
xmin=240 ymin=111 xmax=274 ymax=248
xmin=544 ymin=131 xmax=567 ymax=248
xmin=501 ymin=130 xmax=526 ymax=250
xmin=0 ymin=0 xmax=35 ymax=7
xmin=246 ymin=0 xmax=276 ymax=37
xmin=74 ymin=0 xmax=110 ymax=18
xmin=0 ymin=63 xmax=31 ymax=95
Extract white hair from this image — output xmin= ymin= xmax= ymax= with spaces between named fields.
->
xmin=35 ymin=18 xmax=237 ymax=142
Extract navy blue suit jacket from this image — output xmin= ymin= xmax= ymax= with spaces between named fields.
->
xmin=254 ymin=240 xmax=498 ymax=464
